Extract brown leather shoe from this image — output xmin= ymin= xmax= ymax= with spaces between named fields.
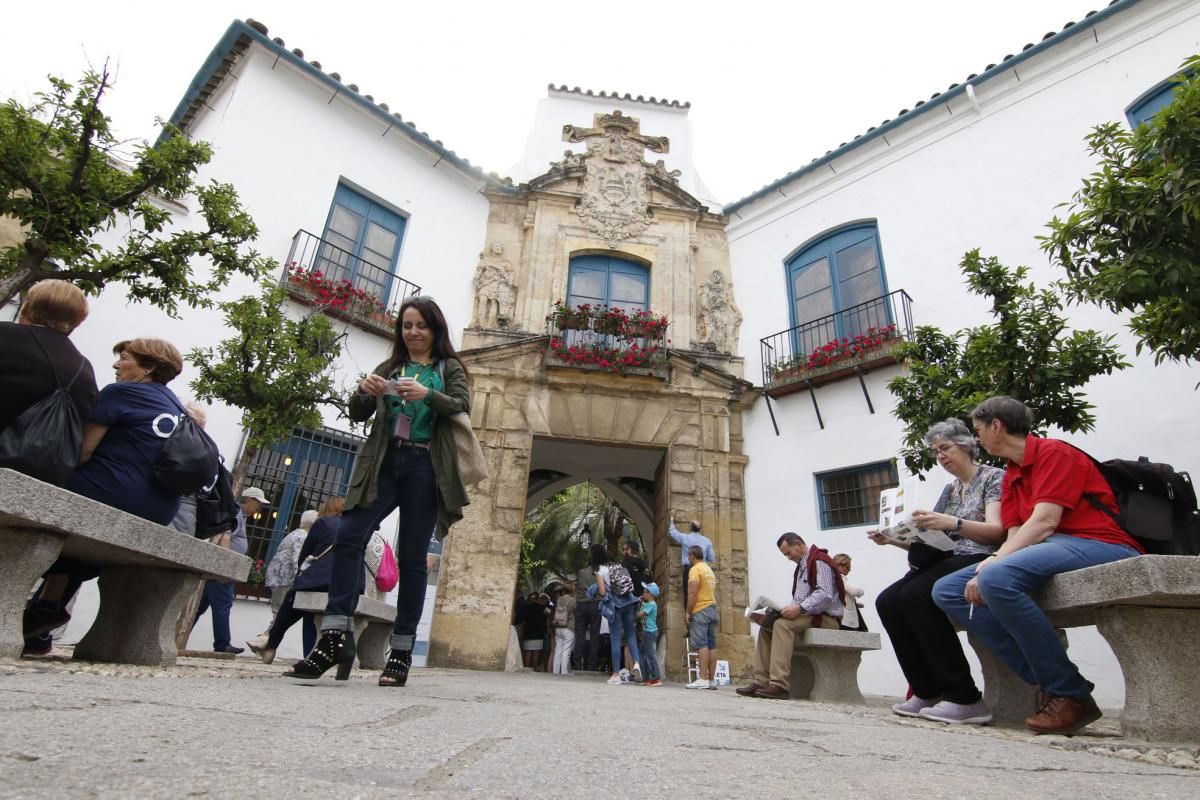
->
xmin=1025 ymin=694 xmax=1101 ymax=735
xmin=755 ymin=684 xmax=789 ymax=699
xmin=735 ymin=683 xmax=762 ymax=697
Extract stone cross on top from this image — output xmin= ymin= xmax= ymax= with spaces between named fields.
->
xmin=562 ymin=110 xmax=669 ymax=163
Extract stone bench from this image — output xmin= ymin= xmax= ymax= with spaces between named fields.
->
xmin=964 ymin=554 xmax=1200 ymax=743
xmin=789 ymin=627 xmax=881 ymax=705
xmin=292 ymin=591 xmax=396 ymax=670
xmin=0 ymin=468 xmax=249 ymax=666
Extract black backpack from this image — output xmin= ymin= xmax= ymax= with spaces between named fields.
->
xmin=1077 ymin=450 xmax=1200 ymax=556
xmin=194 ymin=460 xmax=239 ymax=537
xmin=150 ymin=387 xmax=221 ymax=496
xmin=0 ymin=331 xmax=86 ymax=486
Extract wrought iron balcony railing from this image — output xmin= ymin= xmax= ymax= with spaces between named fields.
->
xmin=280 ymin=229 xmax=422 ymax=337
xmin=543 ymin=303 xmax=670 ymax=377
xmin=760 ymin=290 xmax=913 ymax=396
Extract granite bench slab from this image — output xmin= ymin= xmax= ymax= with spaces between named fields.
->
xmin=293 ymin=591 xmax=397 ymax=670
xmin=0 ymin=468 xmax=249 ymax=666
xmin=789 ymin=628 xmax=881 ymax=705
xmin=962 ymin=555 xmax=1200 ymax=743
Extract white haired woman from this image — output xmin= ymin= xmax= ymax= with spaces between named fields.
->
xmin=246 ymin=508 xmax=320 ymax=653
xmin=869 ymin=418 xmax=1005 ymax=725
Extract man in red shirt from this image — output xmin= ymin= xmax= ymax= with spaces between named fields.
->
xmin=932 ymin=396 xmax=1143 ymax=735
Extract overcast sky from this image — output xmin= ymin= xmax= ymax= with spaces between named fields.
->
xmin=3 ymin=0 xmax=1109 ymax=204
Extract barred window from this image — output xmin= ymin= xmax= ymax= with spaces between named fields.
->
xmin=816 ymin=461 xmax=898 ymax=529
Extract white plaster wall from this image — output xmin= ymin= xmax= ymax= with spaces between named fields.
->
xmin=731 ymin=0 xmax=1200 ymax=706
xmin=511 ymin=89 xmax=721 ymax=209
xmin=64 ymin=43 xmax=490 ymax=466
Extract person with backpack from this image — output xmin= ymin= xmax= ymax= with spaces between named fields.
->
xmin=589 ymin=543 xmax=643 ymax=686
xmin=22 ymin=337 xmax=187 ymax=650
xmin=550 ymin=582 xmax=576 ymax=675
xmin=736 ymin=533 xmax=843 ymax=699
xmin=932 ymin=395 xmax=1144 ymax=736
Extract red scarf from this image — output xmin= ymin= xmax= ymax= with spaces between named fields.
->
xmin=791 ymin=546 xmax=845 ymax=628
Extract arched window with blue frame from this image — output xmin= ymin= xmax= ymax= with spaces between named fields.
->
xmin=1126 ymin=77 xmax=1184 ymax=129
xmin=567 ymin=254 xmax=649 ymax=314
xmin=317 ymin=183 xmax=407 ymax=305
xmin=785 ymin=224 xmax=889 ymax=356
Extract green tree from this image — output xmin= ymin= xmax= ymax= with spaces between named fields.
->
xmin=0 ymin=66 xmax=271 ymax=309
xmin=887 ymin=250 xmax=1128 ymax=475
xmin=188 ymin=283 xmax=348 ymax=492
xmin=1041 ymin=55 xmax=1200 ymax=365
xmin=518 ymin=483 xmax=638 ymax=593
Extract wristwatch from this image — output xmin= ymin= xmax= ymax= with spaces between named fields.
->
xmin=953 ymin=517 xmax=963 ymax=532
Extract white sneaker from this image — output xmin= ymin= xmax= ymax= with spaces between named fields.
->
xmin=631 ymin=664 xmax=643 ymax=683
xmin=918 ymin=699 xmax=993 ymax=725
xmin=706 ymin=681 xmax=718 ymax=690
xmin=892 ymin=695 xmax=938 ymax=718
xmin=606 ymin=675 xmax=623 ymax=685
xmin=686 ymin=678 xmax=711 ymax=689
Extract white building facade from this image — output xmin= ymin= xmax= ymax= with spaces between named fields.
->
xmin=728 ymin=0 xmax=1200 ymax=704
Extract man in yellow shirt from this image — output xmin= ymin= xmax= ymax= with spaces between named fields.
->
xmin=686 ymin=545 xmax=719 ymax=689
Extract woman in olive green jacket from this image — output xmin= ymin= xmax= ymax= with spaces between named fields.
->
xmin=284 ymin=296 xmax=471 ymax=686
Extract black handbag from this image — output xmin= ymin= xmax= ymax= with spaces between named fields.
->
xmin=194 ymin=460 xmax=239 ymax=537
xmin=151 ymin=387 xmax=220 ymax=496
xmin=0 ymin=330 xmax=86 ymax=486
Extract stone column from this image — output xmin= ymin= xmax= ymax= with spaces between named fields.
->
xmin=0 ymin=528 xmax=64 ymax=658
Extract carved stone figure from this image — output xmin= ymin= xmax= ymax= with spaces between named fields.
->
xmin=697 ymin=270 xmax=743 ymax=353
xmin=560 ymin=111 xmax=670 ymax=246
xmin=472 ymin=243 xmax=517 ymax=329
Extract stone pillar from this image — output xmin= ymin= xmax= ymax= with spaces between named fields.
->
xmin=0 ymin=528 xmax=64 ymax=658
xmin=1096 ymin=606 xmax=1200 ymax=743
xmin=75 ymin=567 xmax=203 ymax=666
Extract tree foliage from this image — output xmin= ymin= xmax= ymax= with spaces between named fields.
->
xmin=518 ymin=483 xmax=639 ymax=593
xmin=189 ymin=283 xmax=348 ymax=491
xmin=1041 ymin=55 xmax=1200 ymax=364
xmin=887 ymin=250 xmax=1128 ymax=475
xmin=0 ymin=67 xmax=271 ymax=310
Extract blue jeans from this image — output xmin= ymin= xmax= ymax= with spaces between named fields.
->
xmin=639 ymin=629 xmax=660 ymax=681
xmin=609 ymin=601 xmax=641 ymax=674
xmin=932 ymin=534 xmax=1138 ymax=699
xmin=195 ymin=580 xmax=234 ymax=649
xmin=322 ymin=445 xmax=438 ymax=651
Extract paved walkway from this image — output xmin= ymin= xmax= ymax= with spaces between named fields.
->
xmin=1 ymin=652 xmax=1196 ymax=799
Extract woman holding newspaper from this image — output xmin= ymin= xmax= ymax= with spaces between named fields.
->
xmin=869 ymin=419 xmax=1004 ymax=725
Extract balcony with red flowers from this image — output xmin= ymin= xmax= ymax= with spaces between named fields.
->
xmin=542 ymin=301 xmax=670 ymax=378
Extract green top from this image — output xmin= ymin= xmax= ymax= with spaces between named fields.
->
xmin=385 ymin=361 xmax=444 ymax=443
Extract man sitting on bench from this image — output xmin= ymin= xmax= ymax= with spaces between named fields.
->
xmin=736 ymin=532 xmax=843 ymax=699
xmin=933 ymin=395 xmax=1143 ymax=735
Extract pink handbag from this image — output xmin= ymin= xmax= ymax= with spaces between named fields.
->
xmin=375 ymin=539 xmax=399 ymax=592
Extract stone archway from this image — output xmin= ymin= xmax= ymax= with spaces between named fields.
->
xmin=427 ymin=340 xmax=756 ymax=681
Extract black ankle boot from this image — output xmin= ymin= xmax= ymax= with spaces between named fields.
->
xmin=284 ymin=630 xmax=356 ymax=680
xmin=378 ymin=649 xmax=412 ymax=687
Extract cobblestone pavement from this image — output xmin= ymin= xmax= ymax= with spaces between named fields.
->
xmin=1 ymin=652 xmax=1197 ymax=799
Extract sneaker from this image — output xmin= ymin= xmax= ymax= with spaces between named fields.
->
xmin=645 ymin=679 xmax=662 ymax=687
xmin=706 ymin=681 xmax=718 ymax=690
xmin=1025 ymin=694 xmax=1101 ymax=736
xmin=631 ymin=664 xmax=643 ymax=683
xmin=892 ymin=695 xmax=938 ymax=718
xmin=918 ymin=699 xmax=993 ymax=725
xmin=686 ymin=678 xmax=711 ymax=689
xmin=606 ymin=675 xmax=624 ymax=685
xmin=245 ymin=634 xmax=269 ymax=655
xmin=22 ymin=632 xmax=52 ymax=657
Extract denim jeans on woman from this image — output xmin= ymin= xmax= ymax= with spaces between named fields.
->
xmin=932 ymin=533 xmax=1138 ymax=699
xmin=609 ymin=599 xmax=641 ymax=673
xmin=322 ymin=445 xmax=438 ymax=651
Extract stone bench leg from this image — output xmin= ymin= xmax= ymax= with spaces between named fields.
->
xmin=1097 ymin=607 xmax=1200 ymax=744
xmin=356 ymin=620 xmax=391 ymax=671
xmin=791 ymin=648 xmax=866 ymax=705
xmin=0 ymin=528 xmax=65 ymax=658
xmin=74 ymin=567 xmax=202 ymax=667
xmin=967 ymin=629 xmax=1065 ymax=727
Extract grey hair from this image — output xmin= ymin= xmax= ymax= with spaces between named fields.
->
xmin=299 ymin=509 xmax=319 ymax=529
xmin=923 ymin=418 xmax=977 ymax=458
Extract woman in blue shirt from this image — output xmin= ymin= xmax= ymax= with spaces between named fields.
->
xmin=25 ymin=338 xmax=187 ymax=647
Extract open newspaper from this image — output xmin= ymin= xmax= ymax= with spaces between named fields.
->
xmin=877 ymin=476 xmax=956 ymax=551
xmin=745 ymin=595 xmax=786 ymax=629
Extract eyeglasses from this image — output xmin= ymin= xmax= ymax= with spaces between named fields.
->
xmin=931 ymin=443 xmax=959 ymax=456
